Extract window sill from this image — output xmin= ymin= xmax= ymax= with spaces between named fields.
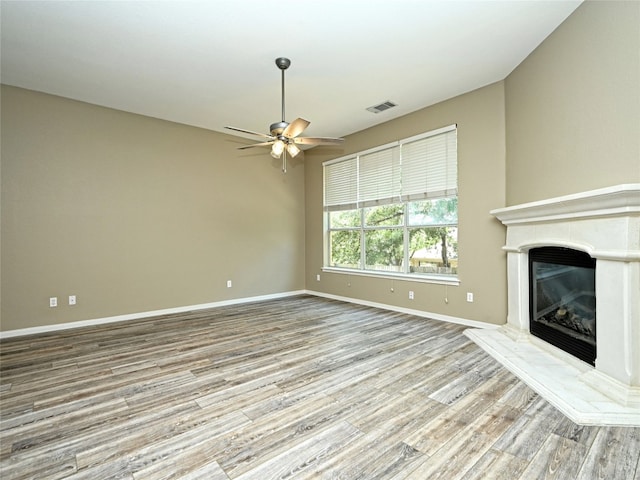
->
xmin=321 ymin=267 xmax=460 ymax=286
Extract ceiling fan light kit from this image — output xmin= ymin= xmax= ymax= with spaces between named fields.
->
xmin=225 ymin=57 xmax=343 ymax=173
xmin=287 ymin=142 xmax=301 ymax=158
xmin=270 ymin=139 xmax=285 ymax=159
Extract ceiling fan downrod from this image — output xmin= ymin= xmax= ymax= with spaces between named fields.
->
xmin=276 ymin=57 xmax=290 ymax=122
xmin=270 ymin=57 xmax=291 ymax=136
xmin=273 ymin=57 xmax=291 ymax=173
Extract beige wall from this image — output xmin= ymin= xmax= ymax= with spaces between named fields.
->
xmin=304 ymin=0 xmax=640 ymax=326
xmin=305 ymin=82 xmax=508 ymax=325
xmin=3 ymin=1 xmax=636 ymax=333
xmin=505 ymin=0 xmax=640 ymax=205
xmin=1 ymin=86 xmax=306 ymax=331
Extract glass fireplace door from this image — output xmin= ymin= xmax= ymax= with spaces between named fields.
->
xmin=529 ymin=247 xmax=596 ymax=365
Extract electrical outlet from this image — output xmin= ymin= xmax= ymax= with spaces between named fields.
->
xmin=49 ymin=297 xmax=57 ymax=308
xmin=69 ymin=295 xmax=77 ymax=306
xmin=409 ymin=291 xmax=414 ymax=300
xmin=226 ymin=280 xmax=232 ymax=288
xmin=316 ymin=274 xmax=321 ymax=281
xmin=467 ymin=292 xmax=474 ymax=302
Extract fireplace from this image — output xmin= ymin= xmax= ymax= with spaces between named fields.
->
xmin=464 ymin=184 xmax=640 ymax=426
xmin=529 ymin=246 xmax=596 ymax=365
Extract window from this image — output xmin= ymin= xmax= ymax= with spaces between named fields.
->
xmin=324 ymin=125 xmax=457 ymax=281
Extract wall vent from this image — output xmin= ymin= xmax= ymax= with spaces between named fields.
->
xmin=366 ymin=101 xmax=397 ymax=114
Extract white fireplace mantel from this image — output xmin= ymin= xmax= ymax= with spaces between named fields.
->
xmin=465 ymin=184 xmax=640 ymax=426
xmin=489 ymin=183 xmax=640 ymax=226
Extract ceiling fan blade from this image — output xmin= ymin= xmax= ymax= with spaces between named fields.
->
xmin=225 ymin=126 xmax=273 ymax=140
xmin=294 ymin=136 xmax=344 ymax=145
xmin=282 ymin=118 xmax=310 ymax=139
xmin=237 ymin=141 xmax=274 ymax=150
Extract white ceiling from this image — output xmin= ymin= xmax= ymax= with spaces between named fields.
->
xmin=1 ymin=0 xmax=582 ymax=142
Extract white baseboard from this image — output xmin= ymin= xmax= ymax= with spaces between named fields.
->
xmin=2 ymin=289 xmax=496 ymax=339
xmin=0 ymin=290 xmax=306 ymax=339
xmin=304 ymin=290 xmax=499 ymax=330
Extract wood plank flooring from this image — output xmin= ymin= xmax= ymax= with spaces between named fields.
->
xmin=1 ymin=295 xmax=639 ymax=479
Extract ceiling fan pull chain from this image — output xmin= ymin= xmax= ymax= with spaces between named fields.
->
xmin=282 ymin=150 xmax=287 ymax=173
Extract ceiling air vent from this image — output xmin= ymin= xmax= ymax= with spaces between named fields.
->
xmin=366 ymin=101 xmax=397 ymax=114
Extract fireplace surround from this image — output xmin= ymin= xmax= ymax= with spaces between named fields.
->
xmin=465 ymin=184 xmax=640 ymax=426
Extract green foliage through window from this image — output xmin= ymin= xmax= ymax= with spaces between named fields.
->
xmin=323 ymin=125 xmax=458 ymax=279
xmin=328 ymin=198 xmax=458 ymax=276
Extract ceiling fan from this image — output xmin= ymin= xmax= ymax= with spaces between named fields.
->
xmin=225 ymin=57 xmax=344 ymax=173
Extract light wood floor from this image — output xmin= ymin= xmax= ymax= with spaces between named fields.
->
xmin=1 ymin=295 xmax=639 ymax=479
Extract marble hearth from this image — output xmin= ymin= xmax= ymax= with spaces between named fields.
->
xmin=465 ymin=184 xmax=640 ymax=426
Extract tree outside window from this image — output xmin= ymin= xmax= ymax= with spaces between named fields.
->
xmin=328 ymin=198 xmax=457 ymax=277
xmin=324 ymin=124 xmax=458 ymax=280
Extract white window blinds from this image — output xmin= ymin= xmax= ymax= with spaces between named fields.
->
xmin=358 ymin=146 xmax=400 ymax=207
xmin=324 ymin=156 xmax=357 ymax=211
xmin=323 ymin=125 xmax=456 ymax=210
xmin=401 ymin=127 xmax=457 ymax=201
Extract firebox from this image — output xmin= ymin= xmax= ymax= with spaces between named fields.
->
xmin=529 ymin=246 xmax=596 ymax=366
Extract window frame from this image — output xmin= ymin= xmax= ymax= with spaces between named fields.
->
xmin=323 ymin=125 xmax=459 ymax=285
